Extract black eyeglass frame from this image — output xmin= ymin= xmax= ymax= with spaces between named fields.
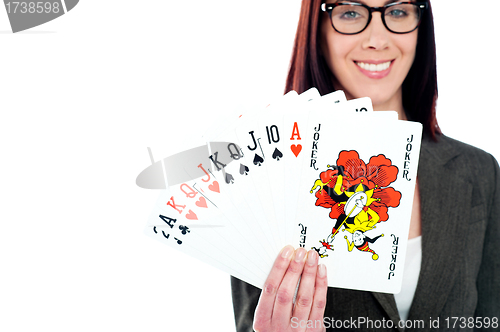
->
xmin=320 ymin=1 xmax=428 ymax=35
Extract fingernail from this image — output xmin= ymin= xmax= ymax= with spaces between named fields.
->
xmin=307 ymin=250 xmax=318 ymax=266
xmin=281 ymin=246 xmax=293 ymax=259
xmin=294 ymin=248 xmax=306 ymax=262
xmin=318 ymin=264 xmax=327 ymax=278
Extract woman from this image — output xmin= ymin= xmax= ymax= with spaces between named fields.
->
xmin=231 ymin=0 xmax=500 ymax=331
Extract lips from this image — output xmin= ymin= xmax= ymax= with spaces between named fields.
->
xmin=354 ymin=60 xmax=394 ymax=79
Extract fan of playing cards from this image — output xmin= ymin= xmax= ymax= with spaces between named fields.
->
xmin=136 ymin=88 xmax=422 ymax=294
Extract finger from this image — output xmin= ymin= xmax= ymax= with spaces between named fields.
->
xmin=272 ymin=247 xmax=308 ymax=330
xmin=291 ymin=250 xmax=319 ymax=325
xmin=307 ymin=263 xmax=328 ymax=331
xmin=254 ymin=245 xmax=294 ymax=330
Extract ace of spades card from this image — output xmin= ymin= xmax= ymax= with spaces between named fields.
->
xmin=294 ymin=114 xmax=422 ymax=294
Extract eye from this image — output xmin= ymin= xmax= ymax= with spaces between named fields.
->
xmin=340 ymin=10 xmax=362 ymax=19
xmin=336 ymin=8 xmax=366 ymax=21
xmin=386 ymin=8 xmax=408 ymax=18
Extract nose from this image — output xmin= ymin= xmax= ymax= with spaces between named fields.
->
xmin=361 ymin=12 xmax=390 ymax=50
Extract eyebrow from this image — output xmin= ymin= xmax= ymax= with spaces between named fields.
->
xmin=325 ymin=0 xmax=362 ymax=6
xmin=330 ymin=0 xmax=401 ymax=5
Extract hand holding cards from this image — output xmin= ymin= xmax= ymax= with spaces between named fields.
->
xmin=136 ymin=89 xmax=422 ymax=293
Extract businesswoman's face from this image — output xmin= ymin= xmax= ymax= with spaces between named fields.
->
xmin=320 ymin=0 xmax=420 ymax=112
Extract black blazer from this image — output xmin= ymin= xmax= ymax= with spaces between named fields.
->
xmin=231 ymin=134 xmax=500 ymax=331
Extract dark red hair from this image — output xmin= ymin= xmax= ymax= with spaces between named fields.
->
xmin=285 ymin=0 xmax=440 ymax=140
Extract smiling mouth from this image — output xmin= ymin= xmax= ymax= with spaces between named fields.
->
xmin=355 ymin=61 xmax=392 ymax=72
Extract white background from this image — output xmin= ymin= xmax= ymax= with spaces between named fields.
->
xmin=1 ymin=1 xmax=498 ymax=331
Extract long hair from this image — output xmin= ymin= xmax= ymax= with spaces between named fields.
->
xmin=285 ymin=0 xmax=440 ymax=140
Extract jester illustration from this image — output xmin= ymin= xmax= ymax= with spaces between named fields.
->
xmin=310 ymin=150 xmax=401 ymax=260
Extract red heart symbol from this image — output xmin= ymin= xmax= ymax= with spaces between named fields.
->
xmin=291 ymin=144 xmax=302 ymax=157
xmin=196 ymin=196 xmax=207 ymax=208
xmin=208 ymin=181 xmax=220 ymax=193
xmin=185 ymin=210 xmax=198 ymax=220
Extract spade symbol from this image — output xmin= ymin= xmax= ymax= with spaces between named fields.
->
xmin=253 ymin=154 xmax=264 ymax=166
xmin=272 ymin=148 xmax=283 ymax=161
xmin=225 ymin=172 xmax=235 ymax=184
xmin=239 ymin=164 xmax=249 ymax=175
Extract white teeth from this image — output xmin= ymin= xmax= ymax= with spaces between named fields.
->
xmin=356 ymin=61 xmax=391 ymax=72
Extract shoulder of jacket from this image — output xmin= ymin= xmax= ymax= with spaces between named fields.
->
xmin=424 ymin=134 xmax=497 ymax=167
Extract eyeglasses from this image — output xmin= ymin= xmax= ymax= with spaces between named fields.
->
xmin=320 ymin=2 xmax=428 ymax=35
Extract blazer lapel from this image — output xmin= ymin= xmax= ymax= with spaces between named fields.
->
xmin=407 ymin=135 xmax=471 ymax=320
xmin=371 ymin=135 xmax=471 ymax=327
xmin=371 ymin=292 xmax=403 ymax=331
